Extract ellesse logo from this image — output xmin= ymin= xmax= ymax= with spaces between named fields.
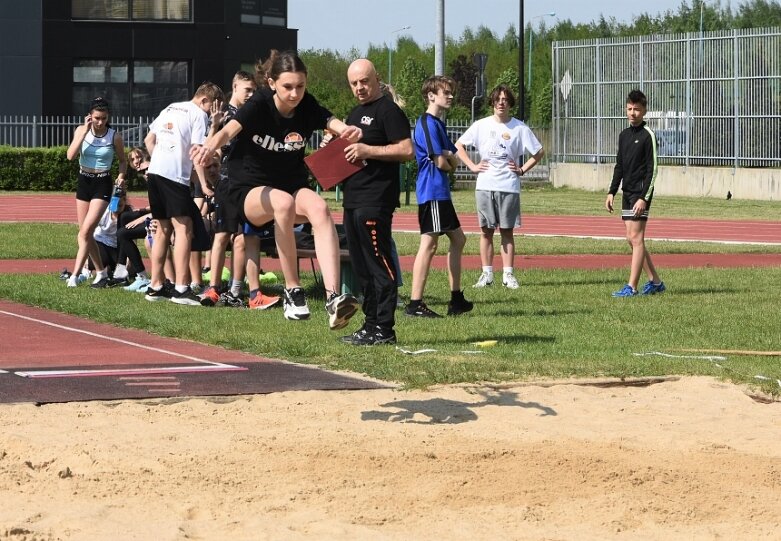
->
xmin=252 ymin=132 xmax=306 ymax=152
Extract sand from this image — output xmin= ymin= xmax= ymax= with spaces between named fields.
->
xmin=2 ymin=376 xmax=781 ymax=540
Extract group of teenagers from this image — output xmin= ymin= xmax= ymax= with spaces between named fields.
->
xmin=66 ymin=49 xmax=663 ymax=346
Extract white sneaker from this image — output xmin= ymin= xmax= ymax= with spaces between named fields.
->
xmin=473 ymin=272 xmax=494 ymax=288
xmin=124 ymin=277 xmax=150 ymax=292
xmin=283 ymin=287 xmax=311 ymax=320
xmin=66 ymin=275 xmax=78 ymax=288
xmin=326 ymin=292 xmax=359 ymax=330
xmin=502 ymin=273 xmax=520 ymax=289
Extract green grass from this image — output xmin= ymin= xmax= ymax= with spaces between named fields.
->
xmin=2 ymin=186 xmax=780 ymax=395
xmin=3 ymin=222 xmax=779 ymax=260
xmin=0 ymin=267 xmax=780 ymax=394
xmin=320 ymin=184 xmax=781 ymax=221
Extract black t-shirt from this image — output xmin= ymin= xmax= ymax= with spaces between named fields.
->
xmin=344 ymin=95 xmax=411 ymax=209
xmin=228 ymin=88 xmax=332 ymax=190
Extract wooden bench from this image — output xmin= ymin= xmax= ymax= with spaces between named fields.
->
xmin=296 ymin=248 xmax=357 ymax=295
xmin=261 ymin=243 xmax=357 ymax=295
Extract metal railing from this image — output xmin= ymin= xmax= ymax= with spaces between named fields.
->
xmin=552 ymin=27 xmax=781 ymax=168
xmin=0 ymin=115 xmax=154 ymax=149
xmin=0 ymin=116 xmax=552 ymax=181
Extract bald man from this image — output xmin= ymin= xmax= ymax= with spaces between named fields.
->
xmin=340 ymin=59 xmax=414 ymax=346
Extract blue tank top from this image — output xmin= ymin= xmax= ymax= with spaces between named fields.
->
xmin=79 ymin=127 xmax=116 ymax=171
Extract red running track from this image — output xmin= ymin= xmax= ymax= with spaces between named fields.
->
xmin=2 ymin=193 xmax=780 ymax=244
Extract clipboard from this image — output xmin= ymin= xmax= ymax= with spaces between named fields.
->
xmin=304 ymin=137 xmax=366 ymax=190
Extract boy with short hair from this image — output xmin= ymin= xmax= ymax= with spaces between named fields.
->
xmin=605 ymin=89 xmax=666 ymax=297
xmin=144 ymin=81 xmax=224 ymax=305
xmin=406 ymin=75 xmax=473 ymax=318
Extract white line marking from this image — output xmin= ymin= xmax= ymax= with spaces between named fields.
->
xmin=0 ymin=309 xmax=245 ymax=378
xmin=14 ymin=365 xmax=246 ymax=379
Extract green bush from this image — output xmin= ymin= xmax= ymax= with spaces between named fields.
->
xmin=0 ymin=146 xmax=145 ymax=191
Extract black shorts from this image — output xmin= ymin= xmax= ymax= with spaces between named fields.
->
xmin=418 ymin=199 xmax=461 ymax=235
xmin=230 ymin=181 xmax=312 ymax=226
xmin=76 ymin=171 xmax=113 ymax=202
xmin=621 ymin=192 xmax=652 ymax=221
xmin=147 ymin=173 xmax=198 ymax=220
xmin=213 ymin=180 xmax=243 ymax=234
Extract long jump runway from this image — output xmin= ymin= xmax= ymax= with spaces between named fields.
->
xmin=0 ymin=300 xmax=388 ymax=405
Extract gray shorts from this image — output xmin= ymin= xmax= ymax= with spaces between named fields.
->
xmin=475 ymin=190 xmax=521 ymax=229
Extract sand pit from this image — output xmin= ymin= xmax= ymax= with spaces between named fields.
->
xmin=2 ymin=376 xmax=781 ymax=540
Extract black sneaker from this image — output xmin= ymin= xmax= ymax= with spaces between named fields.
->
xmin=282 ymin=287 xmax=310 ymax=320
xmin=106 ymin=276 xmax=129 ymax=288
xmin=145 ymin=282 xmax=173 ymax=302
xmin=447 ymin=291 xmax=474 ymax=316
xmin=59 ymin=268 xmax=72 ymax=280
xmin=350 ymin=326 xmax=397 ymax=346
xmin=216 ymin=291 xmax=246 ymax=308
xmin=170 ymin=286 xmax=202 ymax=306
xmin=326 ymin=292 xmax=359 ymax=330
xmin=341 ymin=323 xmax=370 ymax=344
xmin=90 ymin=277 xmax=109 ymax=289
xmin=404 ymin=300 xmax=442 ymax=318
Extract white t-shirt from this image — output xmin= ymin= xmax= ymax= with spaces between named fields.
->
xmin=147 ymin=100 xmax=208 ymax=186
xmin=93 ymin=207 xmax=117 ymax=248
xmin=457 ymin=116 xmax=542 ymax=193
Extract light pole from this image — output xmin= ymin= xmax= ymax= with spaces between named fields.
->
xmin=387 ymin=25 xmax=411 ymax=85
xmin=527 ymin=12 xmax=556 ymax=90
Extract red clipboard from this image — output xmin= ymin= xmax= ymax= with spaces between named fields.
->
xmin=304 ymin=137 xmax=366 ymax=190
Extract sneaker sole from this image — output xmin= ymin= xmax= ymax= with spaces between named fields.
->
xmin=145 ymin=295 xmax=168 ymax=302
xmin=472 ymin=282 xmax=493 ymax=288
xmin=284 ymin=307 xmax=311 ymax=320
xmin=170 ymin=297 xmax=202 ymax=306
xmin=329 ymin=299 xmax=359 ymax=330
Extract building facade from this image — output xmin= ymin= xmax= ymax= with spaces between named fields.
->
xmin=0 ymin=0 xmax=296 ymax=117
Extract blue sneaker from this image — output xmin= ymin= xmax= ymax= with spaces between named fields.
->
xmin=641 ymin=280 xmax=666 ymax=295
xmin=612 ymin=284 xmax=638 ymax=297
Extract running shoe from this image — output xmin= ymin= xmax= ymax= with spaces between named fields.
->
xmin=502 ymin=273 xmax=520 ymax=290
xmin=106 ymin=276 xmax=129 ymax=288
xmin=341 ymin=323 xmax=370 ymax=344
xmin=473 ymin=272 xmax=494 ymax=288
xmin=124 ymin=276 xmax=150 ymax=292
xmin=66 ymin=275 xmax=78 ymax=288
xmin=199 ymin=286 xmax=220 ymax=307
xmin=612 ymin=284 xmax=638 ymax=297
xmin=349 ymin=326 xmax=397 ymax=346
xmin=90 ymin=277 xmax=109 ymax=289
xmin=247 ymin=292 xmax=280 ymax=310
xmin=282 ymin=287 xmax=310 ymax=320
xmin=447 ymin=291 xmax=474 ymax=316
xmin=145 ymin=283 xmax=173 ymax=302
xmin=170 ymin=286 xmax=202 ymax=306
xmin=326 ymin=292 xmax=359 ymax=330
xmin=641 ymin=280 xmax=667 ymax=295
xmin=59 ymin=269 xmax=72 ymax=280
xmin=404 ymin=300 xmax=443 ymax=318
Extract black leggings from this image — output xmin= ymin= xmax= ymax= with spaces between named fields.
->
xmin=117 ymin=209 xmax=148 ymax=274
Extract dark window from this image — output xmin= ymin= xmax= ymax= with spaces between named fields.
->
xmin=73 ymin=60 xmax=189 ymax=116
xmin=72 ymin=0 xmax=191 ymax=21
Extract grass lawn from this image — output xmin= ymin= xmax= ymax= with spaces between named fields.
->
xmin=1 ymin=186 xmax=780 ymax=394
xmin=0 ymin=267 xmax=779 ymax=394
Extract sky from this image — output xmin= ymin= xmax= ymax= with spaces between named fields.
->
xmin=287 ymin=0 xmax=690 ymax=54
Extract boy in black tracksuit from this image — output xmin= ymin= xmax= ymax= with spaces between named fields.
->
xmin=605 ymin=89 xmax=666 ymax=297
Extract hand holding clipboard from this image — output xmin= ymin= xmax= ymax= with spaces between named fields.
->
xmin=305 ymin=132 xmax=366 ymax=191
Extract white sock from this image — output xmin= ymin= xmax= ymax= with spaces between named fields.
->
xmin=176 ymin=284 xmax=188 ymax=293
xmin=482 ymin=266 xmax=493 ymax=275
xmin=113 ymin=264 xmax=128 ymax=279
xmin=503 ymin=267 xmax=514 ymax=275
xmin=94 ymin=269 xmax=108 ymax=283
xmin=230 ymin=280 xmax=242 ymax=296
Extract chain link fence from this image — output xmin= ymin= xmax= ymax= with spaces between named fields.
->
xmin=552 ymin=27 xmax=781 ymax=169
